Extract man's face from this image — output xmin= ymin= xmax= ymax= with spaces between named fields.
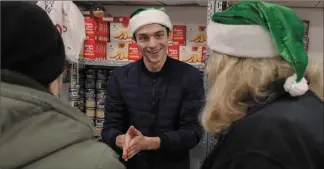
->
xmin=134 ymin=24 xmax=169 ymax=64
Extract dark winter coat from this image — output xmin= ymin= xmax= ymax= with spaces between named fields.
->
xmin=102 ymin=57 xmax=205 ymax=169
xmin=201 ymin=79 xmax=323 ymax=169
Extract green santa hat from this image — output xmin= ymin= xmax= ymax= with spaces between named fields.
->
xmin=129 ymin=7 xmax=172 ymax=36
xmin=207 ymin=1 xmax=309 ymax=97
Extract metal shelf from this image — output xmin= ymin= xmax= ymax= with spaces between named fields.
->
xmin=79 ymin=58 xmax=205 ymax=71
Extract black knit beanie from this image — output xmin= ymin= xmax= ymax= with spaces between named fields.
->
xmin=1 ymin=1 xmax=66 ymax=86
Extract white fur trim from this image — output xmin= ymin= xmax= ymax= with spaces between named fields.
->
xmin=129 ymin=10 xmax=172 ymax=36
xmin=207 ymin=21 xmax=279 ymax=58
xmin=284 ymin=74 xmax=309 ymax=97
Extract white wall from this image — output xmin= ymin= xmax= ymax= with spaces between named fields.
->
xmin=105 ymin=5 xmax=323 ymax=63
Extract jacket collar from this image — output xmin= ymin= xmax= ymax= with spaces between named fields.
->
xmin=138 ymin=56 xmax=172 ymax=78
xmin=1 ymin=69 xmax=51 ymax=94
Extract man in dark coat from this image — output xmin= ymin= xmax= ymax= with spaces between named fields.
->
xmin=102 ymin=7 xmax=205 ymax=169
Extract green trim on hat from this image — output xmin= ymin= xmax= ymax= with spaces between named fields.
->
xmin=211 ymin=1 xmax=308 ymax=82
xmin=130 ymin=7 xmax=166 ymax=18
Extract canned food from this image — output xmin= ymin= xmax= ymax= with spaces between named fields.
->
xmin=85 ymin=78 xmax=95 ymax=89
xmin=86 ymin=108 xmax=96 ymax=118
xmin=97 ymin=69 xmax=108 ymax=80
xmin=88 ymin=117 xmax=95 ymax=126
xmin=69 ymin=99 xmax=79 ymax=108
xmin=96 ymin=98 xmax=105 ymax=109
xmin=96 ymin=80 xmax=107 ymax=90
xmin=70 ymin=78 xmax=78 ymax=88
xmin=68 ymin=88 xmax=79 ymax=99
xmin=85 ymin=89 xmax=96 ymax=98
xmin=71 ymin=68 xmax=78 ymax=79
xmin=86 ymin=98 xmax=96 ymax=108
xmin=96 ymin=90 xmax=106 ymax=99
xmin=85 ymin=68 xmax=96 ymax=79
xmin=95 ymin=118 xmax=105 ymax=128
xmin=96 ymin=108 xmax=105 ymax=118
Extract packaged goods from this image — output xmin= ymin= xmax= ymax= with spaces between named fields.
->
xmin=172 ymin=25 xmax=186 ymax=46
xmin=128 ymin=43 xmax=142 ymax=61
xmin=186 ymin=24 xmax=207 ymax=46
xmin=167 ymin=45 xmax=180 ymax=60
xmin=179 ymin=46 xmax=204 ymax=64
xmin=106 ymin=42 xmax=129 ymax=61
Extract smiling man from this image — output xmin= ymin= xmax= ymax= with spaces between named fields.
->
xmin=101 ymin=8 xmax=205 ymax=169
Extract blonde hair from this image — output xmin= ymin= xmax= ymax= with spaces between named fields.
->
xmin=201 ymin=52 xmax=323 ymax=133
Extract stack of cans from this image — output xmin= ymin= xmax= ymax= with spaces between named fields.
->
xmin=85 ymin=67 xmax=97 ymax=125
xmin=78 ymin=69 xmax=86 ymax=113
xmin=95 ymin=69 xmax=108 ymax=131
xmin=68 ymin=64 xmax=80 ymax=110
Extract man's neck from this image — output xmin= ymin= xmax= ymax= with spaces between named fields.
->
xmin=143 ymin=55 xmax=167 ymax=72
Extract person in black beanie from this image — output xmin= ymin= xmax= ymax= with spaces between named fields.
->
xmin=0 ymin=2 xmax=125 ymax=169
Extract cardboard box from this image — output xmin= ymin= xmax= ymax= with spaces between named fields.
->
xmin=83 ymin=39 xmax=96 ymax=59
xmin=106 ymin=42 xmax=129 ymax=61
xmin=96 ymin=20 xmax=109 ymax=42
xmin=186 ymin=25 xmax=206 ymax=46
xmin=84 ymin=17 xmax=97 ymax=40
xmin=172 ymin=25 xmax=186 ymax=46
xmin=128 ymin=43 xmax=142 ymax=61
xmin=95 ymin=41 xmax=107 ymax=60
xmin=83 ymin=40 xmax=106 ymax=60
xmin=109 ymin=17 xmax=132 ymax=42
xmin=167 ymin=45 xmax=179 ymax=60
xmin=179 ymin=46 xmax=203 ymax=64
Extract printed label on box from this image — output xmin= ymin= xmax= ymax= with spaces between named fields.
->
xmin=186 ymin=25 xmax=206 ymax=46
xmin=172 ymin=25 xmax=186 ymax=46
xmin=96 ymin=20 xmax=109 ymax=42
xmin=107 ymin=42 xmax=129 ymax=61
xmin=110 ymin=20 xmax=132 ymax=42
xmin=95 ymin=41 xmax=106 ymax=60
xmin=128 ymin=43 xmax=142 ymax=61
xmin=168 ymin=45 xmax=179 ymax=60
xmin=179 ymin=46 xmax=203 ymax=65
xmin=85 ymin=17 xmax=97 ymax=40
xmin=84 ymin=39 xmax=96 ymax=59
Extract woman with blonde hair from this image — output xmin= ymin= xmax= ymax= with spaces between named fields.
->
xmin=201 ymin=1 xmax=323 ymax=169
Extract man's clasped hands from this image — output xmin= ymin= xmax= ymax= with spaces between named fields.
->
xmin=116 ymin=126 xmax=161 ymax=161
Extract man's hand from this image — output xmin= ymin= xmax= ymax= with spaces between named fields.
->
xmin=122 ymin=126 xmax=161 ymax=161
xmin=115 ymin=134 xmax=125 ymax=149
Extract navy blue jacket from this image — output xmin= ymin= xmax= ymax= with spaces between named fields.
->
xmin=102 ymin=57 xmax=205 ymax=169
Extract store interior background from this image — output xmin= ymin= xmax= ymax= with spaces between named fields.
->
xmin=101 ymin=1 xmax=323 ymax=64
xmin=62 ymin=1 xmax=323 ymax=169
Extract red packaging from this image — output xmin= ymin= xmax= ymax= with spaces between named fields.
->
xmin=85 ymin=17 xmax=97 ymax=40
xmin=95 ymin=41 xmax=107 ymax=60
xmin=96 ymin=20 xmax=109 ymax=42
xmin=128 ymin=43 xmax=141 ymax=61
xmin=202 ymin=46 xmax=206 ymax=63
xmin=83 ymin=39 xmax=96 ymax=59
xmin=172 ymin=25 xmax=186 ymax=45
xmin=167 ymin=45 xmax=179 ymax=60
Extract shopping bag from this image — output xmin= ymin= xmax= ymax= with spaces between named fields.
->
xmin=37 ymin=1 xmax=85 ymax=63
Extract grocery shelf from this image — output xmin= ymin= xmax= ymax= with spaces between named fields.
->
xmin=79 ymin=58 xmax=206 ymax=71
xmin=79 ymin=58 xmax=132 ymax=67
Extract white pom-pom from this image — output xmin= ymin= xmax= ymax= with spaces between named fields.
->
xmin=283 ymin=74 xmax=309 ymax=97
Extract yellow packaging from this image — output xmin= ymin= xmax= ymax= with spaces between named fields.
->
xmin=186 ymin=24 xmax=207 ymax=46
xmin=179 ymin=46 xmax=203 ymax=65
xmin=110 ymin=22 xmax=132 ymax=42
xmin=106 ymin=42 xmax=129 ymax=61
